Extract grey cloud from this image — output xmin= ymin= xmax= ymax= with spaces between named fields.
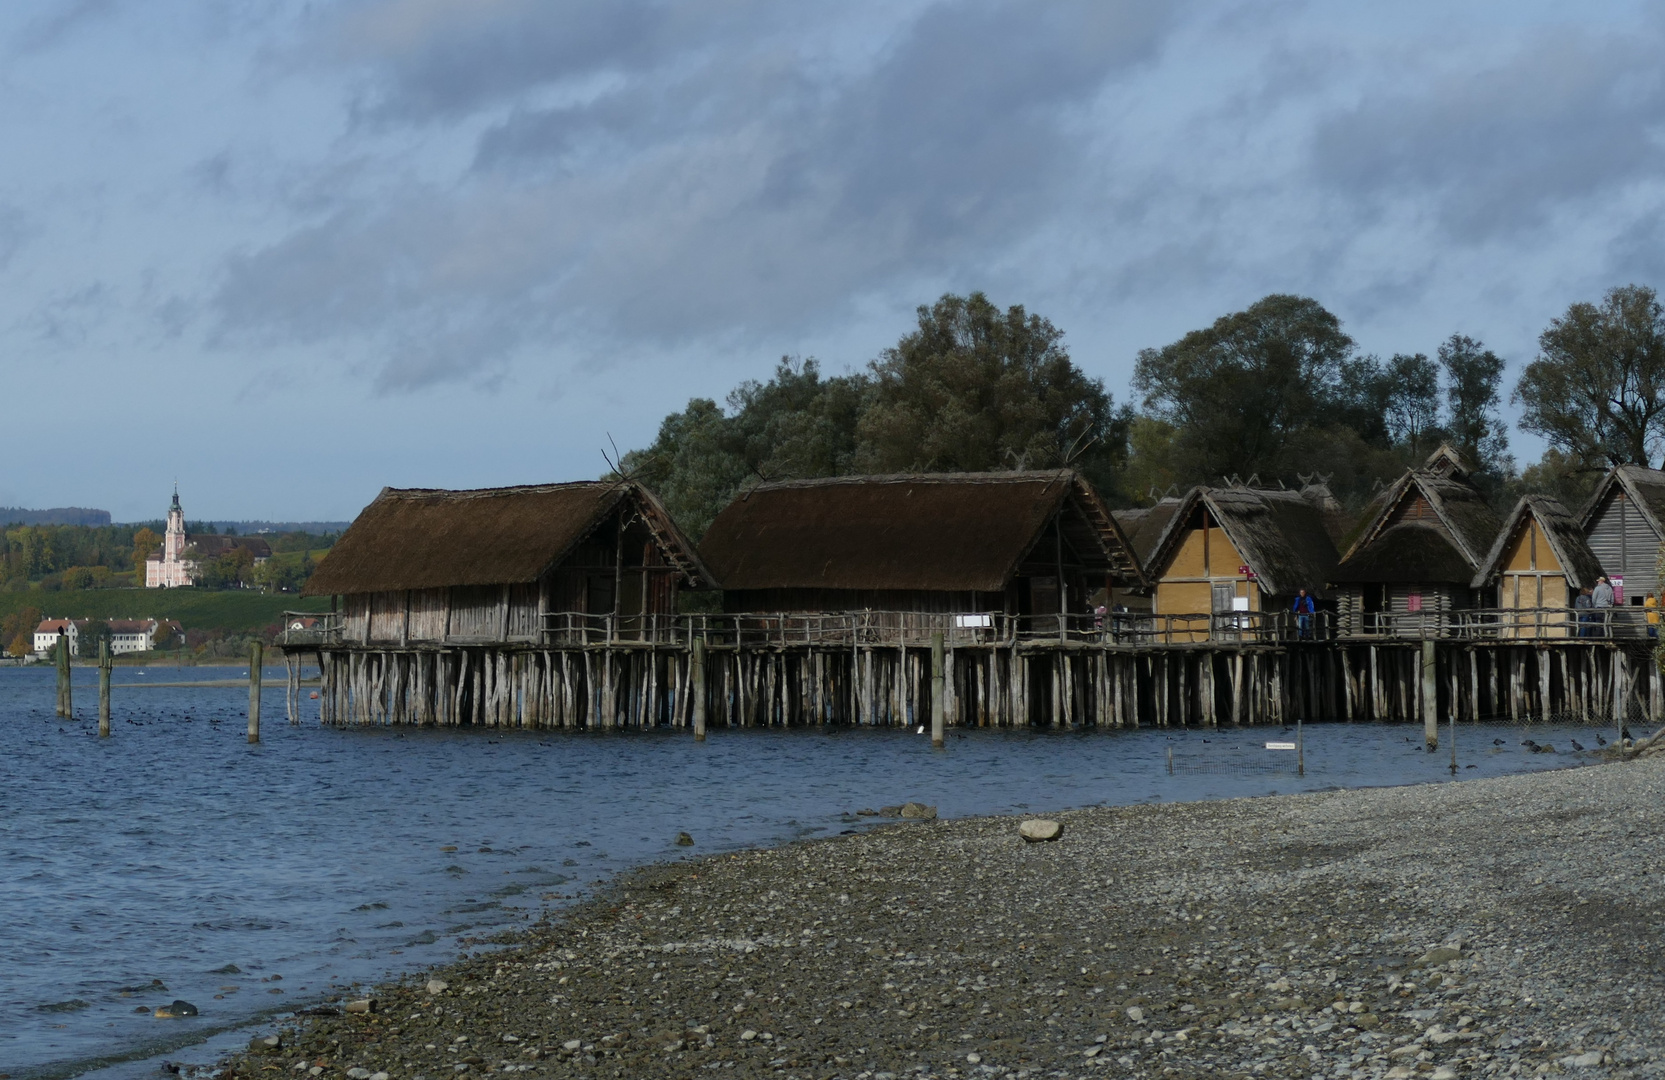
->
xmin=217 ymin=0 xmax=1182 ymax=390
xmin=1312 ymin=29 xmax=1665 ymax=239
xmin=11 ymin=0 xmax=121 ymax=55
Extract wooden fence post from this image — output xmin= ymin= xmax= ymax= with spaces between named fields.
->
xmin=1421 ymin=638 xmax=1438 ymax=750
xmin=248 ymin=641 xmax=263 ymax=744
xmin=931 ymin=631 xmax=945 ymax=748
xmin=98 ymin=640 xmax=111 ymax=737
xmin=691 ymin=636 xmax=707 ymax=741
xmin=57 ymin=635 xmax=71 ymax=718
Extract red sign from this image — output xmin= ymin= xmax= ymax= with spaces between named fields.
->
xmin=1239 ymin=565 xmax=1256 ymax=578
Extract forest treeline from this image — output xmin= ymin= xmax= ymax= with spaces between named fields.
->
xmin=1 ymin=522 xmax=334 ymax=593
xmin=624 ymin=286 xmax=1665 ymax=538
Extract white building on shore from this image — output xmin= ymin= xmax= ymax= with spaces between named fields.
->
xmin=33 ymin=618 xmax=179 ymax=657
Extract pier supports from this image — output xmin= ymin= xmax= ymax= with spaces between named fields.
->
xmin=1421 ymin=639 xmax=1438 ymax=750
xmin=97 ymin=640 xmax=111 ymax=738
xmin=691 ymin=637 xmax=707 ymax=741
xmin=56 ymin=637 xmax=71 ymax=718
xmin=248 ymin=641 xmax=262 ymax=744
xmin=930 ymin=632 xmax=945 ymax=748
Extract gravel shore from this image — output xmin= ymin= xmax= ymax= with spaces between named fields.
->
xmin=219 ymin=757 xmax=1665 ymax=1080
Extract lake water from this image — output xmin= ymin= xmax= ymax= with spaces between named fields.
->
xmin=0 ymin=664 xmax=1615 ymax=1079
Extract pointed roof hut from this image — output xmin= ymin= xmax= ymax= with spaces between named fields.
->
xmin=304 ymin=480 xmax=710 ymax=646
xmin=1471 ymin=495 xmax=1603 ymax=636
xmin=1330 ymin=446 xmax=1502 ymax=629
xmin=1141 ymin=485 xmax=1341 ymax=619
xmin=1578 ymin=464 xmax=1665 ymax=602
xmin=698 ymin=470 xmax=1143 ymax=617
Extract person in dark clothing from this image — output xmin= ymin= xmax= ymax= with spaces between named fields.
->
xmin=1292 ymin=588 xmax=1316 ymax=640
xmin=1575 ymin=586 xmax=1594 ymax=638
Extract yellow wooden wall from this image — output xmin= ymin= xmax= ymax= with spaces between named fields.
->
xmin=1152 ymin=518 xmax=1261 ymax=615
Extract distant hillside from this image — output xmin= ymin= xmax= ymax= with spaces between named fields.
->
xmin=202 ymin=521 xmax=352 ymax=535
xmin=0 ymin=589 xmax=330 ymax=634
xmin=0 ymin=507 xmax=112 ymax=526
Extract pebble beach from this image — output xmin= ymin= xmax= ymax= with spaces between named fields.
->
xmin=217 ymin=756 xmax=1665 ymax=1080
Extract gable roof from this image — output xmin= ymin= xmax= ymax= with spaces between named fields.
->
xmin=1334 ymin=464 xmax=1502 ymax=583
xmin=303 ymin=480 xmax=709 ymax=596
xmin=1578 ymin=464 xmax=1665 ymax=537
xmin=1112 ymin=498 xmax=1184 ymax=569
xmin=698 ymin=471 xmax=1144 ymax=593
xmin=1144 ymin=486 xmax=1341 ymax=598
xmin=1472 ymin=495 xmax=1605 ymax=591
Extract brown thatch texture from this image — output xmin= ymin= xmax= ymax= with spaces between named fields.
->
xmin=698 ymin=471 xmax=1140 ymax=592
xmin=1337 ymin=465 xmax=1502 ymax=583
xmin=1472 ymin=495 xmax=1605 ymax=591
xmin=304 ymin=481 xmax=707 ymax=596
xmin=1330 ymin=523 xmax=1475 ymax=584
xmin=1144 ymin=486 xmax=1340 ymax=598
xmin=1112 ymin=498 xmax=1182 ymax=566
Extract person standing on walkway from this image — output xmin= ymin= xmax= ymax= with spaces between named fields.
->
xmin=1593 ymin=575 xmax=1615 ymax=638
xmin=1575 ymin=586 xmax=1594 ymax=638
xmin=1292 ymin=588 xmax=1315 ymax=640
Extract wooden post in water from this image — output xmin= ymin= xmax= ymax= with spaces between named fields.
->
xmin=248 ymin=641 xmax=263 ymax=744
xmin=691 ymin=636 xmax=708 ymax=741
xmin=930 ymin=631 xmax=945 ymax=748
xmin=1421 ymin=638 xmax=1438 ymax=750
xmin=57 ymin=636 xmax=71 ymax=718
xmin=98 ymin=640 xmax=111 ymax=738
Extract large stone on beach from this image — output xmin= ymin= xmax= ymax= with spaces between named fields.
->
xmin=900 ymin=802 xmax=937 ymax=819
xmin=1020 ymin=819 xmax=1062 ymax=842
xmin=153 ymin=999 xmax=198 ymax=1018
xmin=427 ymin=979 xmax=449 ymax=995
xmin=344 ymin=997 xmax=377 ymax=1013
xmin=1415 ymin=945 xmax=1462 ymax=967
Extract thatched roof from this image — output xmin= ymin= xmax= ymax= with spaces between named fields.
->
xmin=1472 ymin=495 xmax=1605 ymax=591
xmin=698 ymin=471 xmax=1144 ymax=593
xmin=1578 ymin=464 xmax=1665 ymax=536
xmin=303 ymin=481 xmax=709 ymax=596
xmin=1145 ymin=486 xmax=1341 ymax=598
xmin=1112 ymin=498 xmax=1183 ymax=567
xmin=1334 ymin=464 xmax=1501 ymax=584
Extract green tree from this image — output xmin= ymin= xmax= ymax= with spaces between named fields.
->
xmin=1515 ymin=284 xmax=1665 ymax=469
xmin=855 ymin=293 xmax=1128 ymax=494
xmin=132 ymin=526 xmax=161 ymax=568
xmin=1439 ymin=333 xmax=1510 ymax=472
xmin=0 ymin=604 xmax=42 ymax=657
xmin=1382 ymin=353 xmax=1441 ymax=453
xmin=1132 ymin=294 xmax=1363 ymax=485
xmin=78 ymin=619 xmax=111 ymax=657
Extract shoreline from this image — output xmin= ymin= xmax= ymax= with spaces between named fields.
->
xmin=212 ymin=756 xmax=1665 ymax=1080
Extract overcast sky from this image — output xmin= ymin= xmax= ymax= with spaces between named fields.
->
xmin=4 ymin=0 xmax=1663 ymax=522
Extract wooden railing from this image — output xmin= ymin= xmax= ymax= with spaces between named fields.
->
xmin=277 ymin=606 xmax=1659 ymax=649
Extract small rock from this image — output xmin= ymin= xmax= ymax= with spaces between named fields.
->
xmin=153 ymin=1000 xmax=198 ymax=1018
xmin=899 ymin=802 xmax=937 ymax=819
xmin=346 ymin=1069 xmax=372 ymax=1080
xmin=370 ymin=1073 xmax=390 ymax=1080
xmin=856 ymin=808 xmax=877 ymax=816
xmin=877 ymin=805 xmax=903 ymax=817
xmin=966 ymin=1052 xmax=981 ymax=1064
xmin=1126 ymin=1006 xmax=1144 ymax=1023
xmin=1565 ymin=1051 xmax=1604 ymax=1068
xmin=563 ymin=1040 xmax=582 ymax=1051
xmin=675 ymin=832 xmax=695 ymax=846
xmin=1084 ymin=1045 xmax=1102 ymax=1058
xmin=1432 ymin=1068 xmax=1458 ymax=1080
xmin=427 ymin=979 xmax=449 ymax=994
xmin=344 ymin=998 xmax=377 ymax=1014
xmin=1356 ymin=1014 xmax=1381 ymax=1029
xmin=249 ymin=1034 xmax=282 ymax=1050
xmin=740 ymin=1029 xmax=758 ymax=1041
xmin=1416 ymin=946 xmax=1463 ymax=967
xmin=1020 ymin=818 xmax=1063 ymax=842
xmin=211 ymin=964 xmax=242 ymax=974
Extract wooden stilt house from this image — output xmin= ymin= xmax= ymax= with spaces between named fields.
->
xmin=1579 ymin=464 xmax=1665 ymax=608
xmin=697 ymin=471 xmax=1144 ymax=638
xmin=1471 ymin=495 xmax=1603 ymax=638
xmin=304 ymin=481 xmax=711 ymax=649
xmin=1330 ymin=447 xmax=1502 ymax=635
xmin=1140 ymin=485 xmax=1341 ymax=641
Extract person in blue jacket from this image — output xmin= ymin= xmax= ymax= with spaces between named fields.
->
xmin=1292 ymin=588 xmax=1316 ymax=640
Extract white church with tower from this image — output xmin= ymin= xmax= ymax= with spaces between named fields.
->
xmin=144 ymin=488 xmax=271 ymax=588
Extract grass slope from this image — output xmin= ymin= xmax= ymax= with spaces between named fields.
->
xmin=0 ymin=588 xmax=330 ymax=632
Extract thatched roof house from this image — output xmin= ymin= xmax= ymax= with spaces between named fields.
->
xmin=1471 ymin=495 xmax=1602 ymax=635
xmin=1331 ymin=447 xmax=1502 ymax=629
xmin=306 ymin=481 xmax=709 ymax=645
xmin=1141 ymin=485 xmax=1340 ymax=619
xmin=698 ymin=471 xmax=1144 ymax=618
xmin=1579 ymin=464 xmax=1665 ymax=605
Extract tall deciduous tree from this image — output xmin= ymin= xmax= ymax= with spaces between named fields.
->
xmin=1515 ymin=285 xmax=1665 ymax=469
xmin=1382 ymin=353 xmax=1441 ymax=454
xmin=132 ymin=527 xmax=161 ymax=570
xmin=854 ymin=293 xmax=1128 ymax=492
xmin=1438 ymin=334 xmax=1510 ymax=472
xmin=1131 ymin=294 xmax=1362 ymax=484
